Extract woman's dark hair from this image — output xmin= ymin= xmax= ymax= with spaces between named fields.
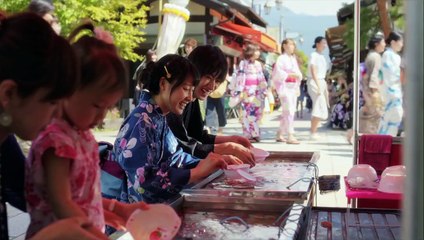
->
xmin=142 ymin=54 xmax=199 ymax=95
xmin=367 ymin=33 xmax=385 ymax=50
xmin=0 ymin=12 xmax=77 ymax=101
xmin=312 ymin=36 xmax=325 ymax=48
xmin=27 ymin=0 xmax=55 ymax=16
xmin=188 ymin=45 xmax=228 ymax=84
xmin=385 ymin=31 xmax=402 ymax=45
xmin=68 ymin=22 xmax=128 ymax=93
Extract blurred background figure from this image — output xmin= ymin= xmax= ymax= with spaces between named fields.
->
xmin=27 ymin=0 xmax=60 ymax=35
xmin=330 ymin=73 xmax=353 ymax=130
xmin=296 ymin=79 xmax=308 ymax=118
xmin=132 ymin=49 xmax=158 ymax=104
xmin=235 ymin=44 xmax=268 ymax=143
xmin=359 ymin=33 xmax=386 ymax=134
xmin=272 ymin=39 xmax=302 ymax=144
xmin=307 ymin=36 xmax=329 ymax=140
xmin=205 ymin=74 xmax=229 ymax=135
xmin=178 ymin=37 xmax=198 ymax=57
xmin=378 ymin=32 xmax=404 ymax=136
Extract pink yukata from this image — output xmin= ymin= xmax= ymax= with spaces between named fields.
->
xmin=238 ymin=59 xmax=268 ymax=139
xmin=272 ymin=53 xmax=302 ymax=135
xmin=25 ymin=118 xmax=105 ymax=238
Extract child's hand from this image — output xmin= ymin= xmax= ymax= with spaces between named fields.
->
xmin=31 ymin=217 xmax=108 ymax=240
xmin=117 ymin=201 xmax=149 ymax=221
xmin=104 ymin=209 xmax=126 ymax=231
xmin=105 ymin=200 xmax=150 ymax=228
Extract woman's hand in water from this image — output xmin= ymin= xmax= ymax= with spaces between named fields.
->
xmin=189 ymin=152 xmax=228 ymax=183
xmin=214 ymin=142 xmax=255 ymax=167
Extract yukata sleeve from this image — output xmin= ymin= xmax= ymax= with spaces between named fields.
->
xmin=368 ymin=54 xmax=381 ymax=89
xmin=167 ymin=112 xmax=197 ymax=155
xmin=116 ymin=115 xmax=193 ymax=203
xmin=256 ymin=62 xmax=268 ymax=98
xmin=382 ymin=52 xmax=400 ymax=86
xmin=167 ymin=112 xmax=214 ymax=159
xmin=271 ymin=56 xmax=289 ymax=93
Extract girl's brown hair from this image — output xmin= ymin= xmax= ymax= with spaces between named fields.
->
xmin=281 ymin=38 xmax=296 ymax=54
xmin=243 ymin=44 xmax=259 ymax=60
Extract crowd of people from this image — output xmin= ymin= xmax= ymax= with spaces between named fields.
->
xmin=0 ymin=1 xmax=405 ymax=239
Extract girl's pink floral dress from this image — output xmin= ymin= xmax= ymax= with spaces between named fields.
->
xmin=25 ymin=118 xmax=104 ymax=238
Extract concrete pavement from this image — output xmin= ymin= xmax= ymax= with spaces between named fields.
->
xmin=7 ymin=108 xmax=354 ymax=239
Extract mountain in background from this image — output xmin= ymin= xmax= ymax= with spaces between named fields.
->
xmin=261 ymin=6 xmax=339 ymax=57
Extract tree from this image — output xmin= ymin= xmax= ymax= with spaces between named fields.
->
xmin=1 ymin=0 xmax=148 ymax=61
xmin=343 ymin=0 xmax=404 ymax=51
xmin=295 ymin=49 xmax=309 ymax=78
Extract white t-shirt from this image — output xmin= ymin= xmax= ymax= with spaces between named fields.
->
xmin=307 ymin=51 xmax=328 ymax=80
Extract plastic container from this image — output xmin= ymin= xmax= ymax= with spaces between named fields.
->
xmin=251 ymin=147 xmax=270 ymax=162
xmin=346 ymin=164 xmax=378 ymax=189
xmin=126 ymin=204 xmax=181 ymax=240
xmin=378 ymin=165 xmax=406 ymax=194
xmin=224 ymin=164 xmax=255 ymax=181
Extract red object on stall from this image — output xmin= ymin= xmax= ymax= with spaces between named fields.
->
xmin=355 ymin=134 xmax=403 ymax=209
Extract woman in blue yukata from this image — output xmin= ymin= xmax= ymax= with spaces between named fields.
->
xmin=378 ymin=32 xmax=404 ymax=136
xmin=113 ymin=54 xmax=242 ymax=203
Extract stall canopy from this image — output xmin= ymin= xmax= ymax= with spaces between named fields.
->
xmin=325 ymin=24 xmax=352 ymax=72
xmin=214 ymin=22 xmax=278 ymax=52
xmin=219 ymin=0 xmax=267 ymax=28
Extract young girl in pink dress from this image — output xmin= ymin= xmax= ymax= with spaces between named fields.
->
xmin=25 ymin=22 xmax=146 ymax=238
xmin=272 ymin=39 xmax=302 ymax=144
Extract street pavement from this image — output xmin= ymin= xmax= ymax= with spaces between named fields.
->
xmin=7 ymin=108 xmax=354 ymax=239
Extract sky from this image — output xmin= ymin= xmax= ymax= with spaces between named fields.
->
xmin=280 ymin=0 xmax=353 ymax=16
xmin=242 ymin=0 xmax=354 ymax=16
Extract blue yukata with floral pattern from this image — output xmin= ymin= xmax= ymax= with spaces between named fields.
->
xmin=113 ymin=91 xmax=200 ymax=203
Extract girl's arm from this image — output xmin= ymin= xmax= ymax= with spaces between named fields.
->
xmin=42 ymin=149 xmax=106 ymax=239
xmin=43 ymin=148 xmax=86 ymax=219
xmin=30 ymin=217 xmax=108 ymax=240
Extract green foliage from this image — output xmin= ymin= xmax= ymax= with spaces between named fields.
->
xmin=295 ymin=49 xmax=309 ymax=78
xmin=1 ymin=0 xmax=148 ymax=62
xmin=343 ymin=0 xmax=404 ymax=51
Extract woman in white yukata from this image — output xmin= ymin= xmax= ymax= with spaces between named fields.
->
xmin=378 ymin=32 xmax=404 ymax=136
xmin=272 ymin=39 xmax=302 ymax=144
xmin=307 ymin=36 xmax=329 ymax=140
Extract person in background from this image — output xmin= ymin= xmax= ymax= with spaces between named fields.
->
xmin=25 ymin=22 xmax=147 ymax=238
xmin=27 ymin=0 xmax=60 ymax=35
xmin=114 ymin=54 xmax=242 ymax=204
xmin=205 ymin=72 xmax=229 ymax=135
xmin=330 ymin=73 xmax=352 ymax=129
xmin=167 ymin=45 xmax=254 ymax=164
xmin=233 ymin=44 xmax=268 ymax=143
xmin=133 ymin=49 xmax=158 ymax=104
xmin=307 ymin=36 xmax=329 ymax=140
xmin=272 ymin=38 xmax=302 ymax=144
xmin=0 ymin=12 xmax=101 ymax=240
xmin=296 ymin=79 xmax=307 ymax=118
xmin=178 ymin=37 xmax=198 ymax=57
xmin=378 ymin=32 xmax=404 ymax=136
xmin=359 ymin=33 xmax=386 ymax=134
